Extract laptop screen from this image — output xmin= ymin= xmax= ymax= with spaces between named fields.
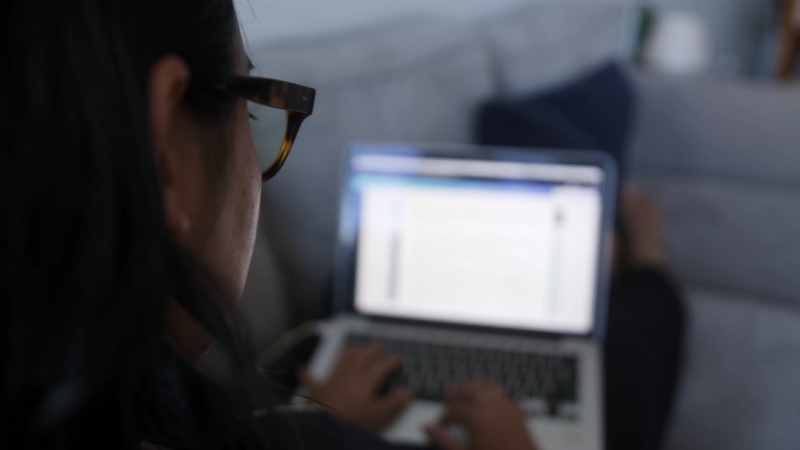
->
xmin=349 ymin=152 xmax=606 ymax=335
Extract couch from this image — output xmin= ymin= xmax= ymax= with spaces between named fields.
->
xmin=237 ymin=2 xmax=800 ymax=449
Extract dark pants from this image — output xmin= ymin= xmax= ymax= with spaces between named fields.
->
xmin=604 ymin=267 xmax=685 ymax=450
xmin=289 ymin=267 xmax=686 ymax=450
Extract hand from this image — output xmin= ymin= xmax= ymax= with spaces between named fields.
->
xmin=300 ymin=344 xmax=412 ymax=432
xmin=621 ymin=186 xmax=665 ymax=268
xmin=425 ymin=379 xmax=538 ymax=450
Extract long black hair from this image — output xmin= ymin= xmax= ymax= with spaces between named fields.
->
xmin=0 ymin=0 xmax=289 ymax=448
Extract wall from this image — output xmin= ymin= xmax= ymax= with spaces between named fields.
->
xmin=235 ymin=0 xmax=535 ymax=44
xmin=236 ymin=0 xmax=773 ymax=77
xmin=650 ymin=0 xmax=771 ymax=76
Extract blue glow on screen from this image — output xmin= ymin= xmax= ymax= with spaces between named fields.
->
xmin=349 ymin=174 xmax=556 ymax=194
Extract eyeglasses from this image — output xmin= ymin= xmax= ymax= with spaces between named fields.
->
xmin=224 ymin=76 xmax=316 ymax=182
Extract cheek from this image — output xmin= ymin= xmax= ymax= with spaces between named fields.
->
xmin=206 ymin=107 xmax=261 ymax=303
xmin=230 ymin=118 xmax=262 ymax=294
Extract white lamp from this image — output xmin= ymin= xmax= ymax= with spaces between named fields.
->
xmin=645 ymin=11 xmax=712 ymax=76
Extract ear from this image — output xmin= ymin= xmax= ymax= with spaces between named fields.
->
xmin=148 ymin=56 xmax=193 ymax=237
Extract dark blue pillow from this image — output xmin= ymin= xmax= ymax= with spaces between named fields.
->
xmin=475 ymin=62 xmax=634 ymax=181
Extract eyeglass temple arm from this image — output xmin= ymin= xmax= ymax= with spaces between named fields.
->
xmin=261 ymin=112 xmax=308 ymax=182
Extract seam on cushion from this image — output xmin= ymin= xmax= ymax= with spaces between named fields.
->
xmin=630 ymin=170 xmax=800 ymax=193
xmin=681 ymin=282 xmax=800 ymax=315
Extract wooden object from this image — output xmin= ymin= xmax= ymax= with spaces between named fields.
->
xmin=777 ymin=0 xmax=800 ymax=79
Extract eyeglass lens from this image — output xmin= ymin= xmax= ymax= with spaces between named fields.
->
xmin=248 ymin=100 xmax=289 ymax=174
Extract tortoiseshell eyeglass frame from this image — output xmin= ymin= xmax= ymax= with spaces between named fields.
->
xmin=224 ymin=76 xmax=316 ymax=182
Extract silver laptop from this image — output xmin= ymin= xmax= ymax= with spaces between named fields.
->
xmin=308 ymin=143 xmax=617 ymax=450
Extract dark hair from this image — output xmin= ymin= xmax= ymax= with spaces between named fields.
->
xmin=0 ymin=0 xmax=289 ymax=448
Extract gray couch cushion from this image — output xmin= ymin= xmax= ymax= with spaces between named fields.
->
xmin=249 ymin=17 xmax=496 ymax=319
xmin=478 ymin=0 xmax=626 ymax=96
xmin=636 ymin=175 xmax=800 ymax=309
xmin=629 ymin=72 xmax=800 ymax=186
xmin=665 ymin=287 xmax=800 ymax=450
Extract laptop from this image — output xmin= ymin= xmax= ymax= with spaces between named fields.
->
xmin=308 ymin=143 xmax=617 ymax=450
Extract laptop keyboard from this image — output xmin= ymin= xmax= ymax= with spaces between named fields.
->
xmin=346 ymin=333 xmax=578 ymax=416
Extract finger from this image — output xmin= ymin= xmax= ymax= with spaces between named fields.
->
xmin=333 ymin=347 xmax=359 ymax=372
xmin=472 ymin=379 xmax=508 ymax=398
xmin=448 ymin=378 xmax=507 ymax=403
xmin=374 ymin=388 xmax=412 ymax=419
xmin=439 ymin=403 xmax=476 ymax=427
xmin=425 ymin=424 xmax=467 ymax=450
xmin=469 ymin=381 xmax=511 ymax=406
xmin=624 ymin=183 xmax=643 ymax=198
xmin=365 ymin=355 xmax=403 ymax=389
xmin=357 ymin=343 xmax=385 ymax=370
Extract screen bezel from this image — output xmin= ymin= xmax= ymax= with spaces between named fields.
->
xmin=331 ymin=142 xmax=618 ymax=343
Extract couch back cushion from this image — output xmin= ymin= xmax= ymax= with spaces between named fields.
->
xmin=629 ymin=73 xmax=800 ymax=186
xmin=629 ymin=73 xmax=800 ymax=307
xmin=478 ymin=0 xmax=627 ymax=96
xmin=248 ymin=17 xmax=496 ymax=319
xmin=637 ymin=175 xmax=800 ymax=309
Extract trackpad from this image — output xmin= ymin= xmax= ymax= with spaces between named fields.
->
xmin=382 ymin=401 xmax=443 ymax=445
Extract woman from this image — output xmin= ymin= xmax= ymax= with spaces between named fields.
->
xmin=0 ymin=0 xmax=683 ymax=449
xmin=0 ymin=0 xmax=527 ymax=448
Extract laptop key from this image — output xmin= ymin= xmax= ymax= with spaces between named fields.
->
xmin=345 ymin=334 xmax=578 ymax=416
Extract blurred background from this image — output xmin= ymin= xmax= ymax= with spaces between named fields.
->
xmin=230 ymin=2 xmax=800 ymax=450
xmin=237 ymin=0 xmax=797 ymax=78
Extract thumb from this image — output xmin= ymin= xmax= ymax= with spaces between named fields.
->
xmin=299 ymin=366 xmax=321 ymax=392
xmin=425 ymin=424 xmax=467 ymax=450
xmin=375 ymin=388 xmax=412 ymax=418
